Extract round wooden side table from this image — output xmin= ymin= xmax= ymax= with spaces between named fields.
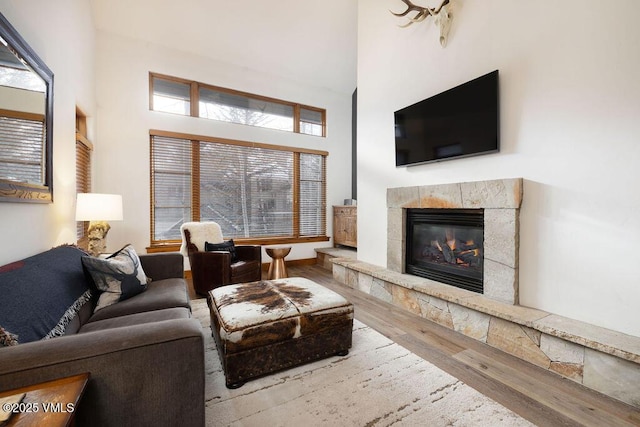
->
xmin=265 ymin=246 xmax=292 ymax=279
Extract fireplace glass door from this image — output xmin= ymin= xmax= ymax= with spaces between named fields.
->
xmin=406 ymin=209 xmax=484 ymax=293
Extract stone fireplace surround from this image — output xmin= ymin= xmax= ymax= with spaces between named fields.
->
xmin=330 ymin=178 xmax=640 ymax=409
xmin=387 ymin=178 xmax=521 ymax=305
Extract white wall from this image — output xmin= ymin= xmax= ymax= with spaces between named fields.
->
xmin=90 ymin=0 xmax=357 ymax=97
xmin=0 ymin=1 xmax=95 ymax=265
xmin=357 ymin=0 xmax=640 ymax=337
xmin=0 ymin=86 xmax=45 ymax=114
xmin=93 ymin=31 xmax=353 ymax=261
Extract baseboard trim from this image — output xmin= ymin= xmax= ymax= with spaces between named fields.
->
xmin=184 ymin=258 xmax=317 ymax=277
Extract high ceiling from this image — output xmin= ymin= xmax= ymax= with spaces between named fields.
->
xmin=90 ymin=0 xmax=358 ymax=95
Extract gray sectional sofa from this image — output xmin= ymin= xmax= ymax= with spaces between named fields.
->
xmin=0 ymin=246 xmax=204 ymax=426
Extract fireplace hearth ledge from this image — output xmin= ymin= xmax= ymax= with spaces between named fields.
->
xmin=332 ymin=257 xmax=640 ymax=409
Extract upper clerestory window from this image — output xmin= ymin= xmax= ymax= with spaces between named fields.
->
xmin=150 ymin=73 xmax=326 ymax=137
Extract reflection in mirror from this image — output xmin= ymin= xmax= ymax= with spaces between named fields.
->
xmin=0 ymin=12 xmax=53 ymax=203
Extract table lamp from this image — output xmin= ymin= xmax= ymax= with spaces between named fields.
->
xmin=76 ymin=193 xmax=123 ymax=256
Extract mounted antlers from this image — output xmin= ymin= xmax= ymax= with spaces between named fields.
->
xmin=391 ymin=0 xmax=453 ymax=47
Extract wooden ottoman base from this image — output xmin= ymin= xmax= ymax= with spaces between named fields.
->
xmin=208 ymin=278 xmax=354 ymax=388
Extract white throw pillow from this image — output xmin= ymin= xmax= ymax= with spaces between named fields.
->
xmin=82 ymin=244 xmax=149 ymax=312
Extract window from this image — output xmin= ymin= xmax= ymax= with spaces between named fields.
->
xmin=150 ymin=135 xmax=192 ymax=242
xmin=150 ymin=130 xmax=327 ymax=245
xmin=199 ymin=86 xmax=294 ymax=132
xmin=150 ymin=73 xmax=326 ymax=137
xmin=299 ymin=153 xmax=326 ymax=235
xmin=150 ymin=76 xmax=191 ymax=115
xmin=75 ymin=109 xmax=92 ymax=241
xmin=0 ymin=109 xmax=45 ymax=184
xmin=300 ymin=107 xmax=324 ymax=137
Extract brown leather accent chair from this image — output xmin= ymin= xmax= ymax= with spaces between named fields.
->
xmin=180 ymin=222 xmax=262 ymax=295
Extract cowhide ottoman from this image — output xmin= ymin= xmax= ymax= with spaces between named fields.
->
xmin=207 ymin=277 xmax=354 ymax=388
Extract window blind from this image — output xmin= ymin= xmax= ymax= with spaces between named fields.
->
xmin=150 ymin=132 xmax=327 ymax=243
xmin=151 ymin=135 xmax=193 ymax=241
xmin=0 ymin=115 xmax=45 ymax=184
xmin=299 ymin=153 xmax=326 ymax=236
xmin=75 ymin=136 xmax=92 ymax=239
xmin=199 ymin=141 xmax=294 ymax=238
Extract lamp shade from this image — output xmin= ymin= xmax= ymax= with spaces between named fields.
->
xmin=76 ymin=193 xmax=123 ymax=221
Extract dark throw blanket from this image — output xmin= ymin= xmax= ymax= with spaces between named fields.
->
xmin=0 ymin=245 xmax=92 ymax=344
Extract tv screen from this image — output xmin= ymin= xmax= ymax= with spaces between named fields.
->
xmin=394 ymin=70 xmax=499 ymax=167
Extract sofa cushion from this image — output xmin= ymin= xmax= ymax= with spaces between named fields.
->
xmin=0 ymin=245 xmax=93 ymax=344
xmin=139 ymin=253 xmax=184 ymax=281
xmin=63 ymin=300 xmax=96 ymax=335
xmin=86 ymin=278 xmax=190 ymax=323
xmin=79 ymin=307 xmax=191 ymax=334
xmin=82 ymin=245 xmax=149 ymax=312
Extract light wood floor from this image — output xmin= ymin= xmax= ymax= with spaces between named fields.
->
xmin=189 ymin=264 xmax=640 ymax=427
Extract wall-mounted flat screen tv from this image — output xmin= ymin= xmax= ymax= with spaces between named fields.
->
xmin=394 ymin=70 xmax=499 ymax=167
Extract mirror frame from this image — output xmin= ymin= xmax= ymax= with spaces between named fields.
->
xmin=0 ymin=12 xmax=54 ymax=203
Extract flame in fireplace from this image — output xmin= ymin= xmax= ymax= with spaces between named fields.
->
xmin=423 ymin=228 xmax=481 ymax=268
xmin=447 ymin=238 xmax=456 ymax=250
xmin=456 ymin=247 xmax=480 ymax=264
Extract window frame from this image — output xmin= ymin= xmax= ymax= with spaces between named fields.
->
xmin=75 ymin=108 xmax=92 ymax=242
xmin=149 ymin=72 xmax=326 ymax=137
xmin=149 ymin=129 xmax=329 ymax=248
xmin=0 ymin=108 xmax=46 ymax=186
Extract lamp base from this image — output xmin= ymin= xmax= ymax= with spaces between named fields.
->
xmin=87 ymin=220 xmax=111 ymax=256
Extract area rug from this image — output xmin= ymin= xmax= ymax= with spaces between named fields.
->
xmin=190 ymin=298 xmax=533 ymax=426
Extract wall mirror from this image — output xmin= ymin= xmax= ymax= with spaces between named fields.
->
xmin=0 ymin=12 xmax=54 ymax=203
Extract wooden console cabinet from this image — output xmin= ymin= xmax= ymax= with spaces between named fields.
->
xmin=333 ymin=205 xmax=357 ymax=248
